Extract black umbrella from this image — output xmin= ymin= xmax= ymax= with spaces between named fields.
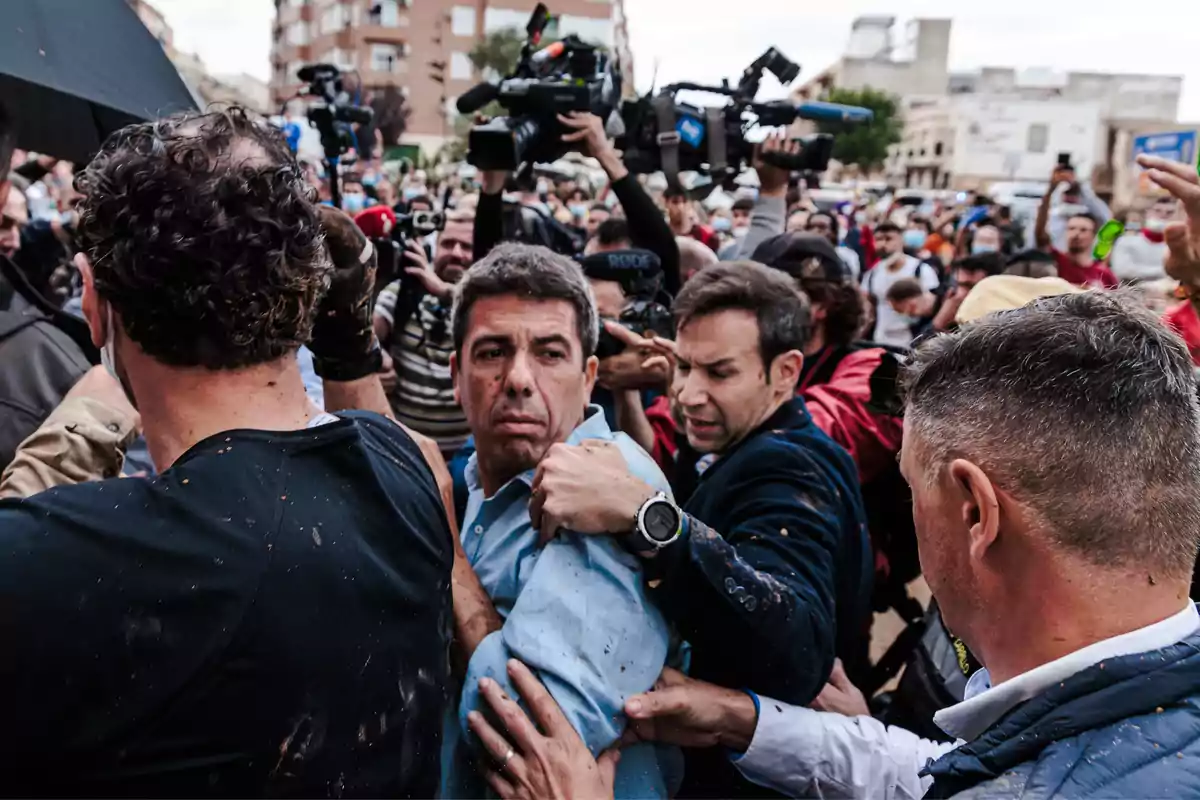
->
xmin=0 ymin=0 xmax=198 ymax=164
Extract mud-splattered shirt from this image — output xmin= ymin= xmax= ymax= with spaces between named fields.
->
xmin=0 ymin=411 xmax=454 ymax=797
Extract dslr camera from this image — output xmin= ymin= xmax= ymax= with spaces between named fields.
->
xmin=615 ymin=48 xmax=873 ymax=187
xmin=457 ymin=3 xmax=621 ymax=172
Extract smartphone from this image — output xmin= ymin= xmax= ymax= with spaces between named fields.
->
xmin=1056 ymin=152 xmax=1072 ymax=170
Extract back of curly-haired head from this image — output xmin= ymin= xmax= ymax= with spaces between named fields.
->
xmin=75 ymin=107 xmax=330 ymax=369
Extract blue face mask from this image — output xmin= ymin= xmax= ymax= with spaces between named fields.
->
xmin=342 ymin=193 xmax=365 ymax=214
xmin=971 ymin=242 xmax=999 ymax=255
xmin=569 ymin=203 xmax=588 ymax=219
xmin=712 ymin=216 xmax=732 ymax=232
xmin=903 ymin=230 xmax=926 ymax=250
xmin=403 ymin=187 xmax=422 ymax=201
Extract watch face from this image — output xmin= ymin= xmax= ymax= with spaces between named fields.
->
xmin=643 ymin=501 xmax=679 ymax=543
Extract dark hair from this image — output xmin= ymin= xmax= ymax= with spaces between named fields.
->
xmin=664 ymin=186 xmax=687 ymax=200
xmin=953 ymin=252 xmax=1005 ymax=278
xmin=903 ymin=290 xmax=1200 ymax=579
xmin=972 ymin=217 xmax=998 ymax=230
xmin=731 ymin=197 xmax=755 ymax=213
xmin=0 ymin=103 xmax=15 ymax=184
xmin=406 ymin=194 xmax=434 ymax=209
xmin=875 ymin=221 xmax=902 ymax=236
xmin=807 ymin=211 xmax=840 ymax=242
xmin=75 ymin=107 xmax=328 ymax=369
xmin=885 ymin=277 xmax=924 ymax=304
xmin=1004 ymin=249 xmax=1058 ymax=279
xmin=910 ymin=216 xmax=933 ymax=234
xmin=803 ymin=277 xmax=863 ymax=347
xmin=451 ymin=242 xmax=599 ymax=361
xmin=674 ymin=260 xmax=811 ymax=370
xmin=1069 ymin=212 xmax=1098 ymax=231
xmin=589 ymin=202 xmax=610 ymax=214
xmin=595 ymin=217 xmax=630 ymax=246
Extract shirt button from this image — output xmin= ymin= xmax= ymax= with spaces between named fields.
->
xmin=473 ymin=525 xmax=484 ymax=535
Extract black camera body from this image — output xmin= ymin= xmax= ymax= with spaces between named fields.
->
xmin=458 ymin=4 xmax=621 ymax=171
xmin=614 ymin=48 xmax=872 ymax=188
xmin=297 ymin=63 xmax=373 ymax=207
xmin=579 ymin=249 xmax=674 ymax=359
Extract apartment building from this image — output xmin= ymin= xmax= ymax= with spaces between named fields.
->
xmin=270 ymin=0 xmax=619 ymax=154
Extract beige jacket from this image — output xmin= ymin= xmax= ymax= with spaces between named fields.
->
xmin=0 ymin=397 xmax=139 ymax=500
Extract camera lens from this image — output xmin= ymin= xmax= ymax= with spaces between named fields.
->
xmin=468 ymin=115 xmax=541 ymax=171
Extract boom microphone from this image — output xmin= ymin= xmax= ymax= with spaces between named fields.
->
xmin=456 ymin=82 xmax=501 ymax=115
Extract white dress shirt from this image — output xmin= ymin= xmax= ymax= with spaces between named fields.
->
xmin=733 ymin=602 xmax=1199 ymax=799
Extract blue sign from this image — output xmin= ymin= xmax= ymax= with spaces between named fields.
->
xmin=1132 ymin=130 xmax=1197 ymax=166
xmin=675 ymin=115 xmax=705 ymax=149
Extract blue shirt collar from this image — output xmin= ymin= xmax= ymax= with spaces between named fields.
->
xmin=464 ymin=404 xmax=613 ymax=497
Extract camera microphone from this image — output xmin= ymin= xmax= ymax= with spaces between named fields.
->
xmin=456 ymin=82 xmax=501 ymax=115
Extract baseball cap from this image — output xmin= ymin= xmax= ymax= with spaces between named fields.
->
xmin=751 ymin=232 xmax=849 ymax=283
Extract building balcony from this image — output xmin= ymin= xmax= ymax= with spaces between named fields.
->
xmin=357 ymin=21 xmax=410 ymax=43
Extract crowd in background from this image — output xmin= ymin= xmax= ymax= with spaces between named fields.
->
xmin=3 ymin=96 xmax=1200 ymax=800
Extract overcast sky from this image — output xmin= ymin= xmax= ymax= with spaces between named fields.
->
xmin=153 ymin=0 xmax=1200 ymax=120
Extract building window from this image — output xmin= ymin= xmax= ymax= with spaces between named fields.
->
xmin=1026 ymin=123 xmax=1049 ymax=154
xmin=286 ymin=21 xmax=309 ymax=46
xmin=319 ymin=4 xmax=344 ymax=34
xmin=451 ymin=6 xmax=476 ymax=37
xmin=370 ymin=43 xmax=401 ymax=72
xmin=370 ymin=0 xmax=401 ymax=26
xmin=934 ymin=141 xmax=944 ymax=156
xmin=450 ymin=51 xmax=473 ymax=81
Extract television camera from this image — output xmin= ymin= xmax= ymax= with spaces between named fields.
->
xmin=297 ymin=63 xmax=374 ymax=207
xmin=456 ymin=3 xmax=621 ymax=173
xmin=615 ymin=48 xmax=875 ymax=188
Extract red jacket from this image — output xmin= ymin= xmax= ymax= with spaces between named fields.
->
xmin=801 ymin=347 xmax=903 ymax=485
xmin=1164 ymin=300 xmax=1200 ymax=366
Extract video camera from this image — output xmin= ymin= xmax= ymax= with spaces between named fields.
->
xmin=615 ymin=48 xmax=874 ymax=188
xmin=355 ymin=205 xmax=448 ymax=310
xmin=298 ymin=63 xmax=373 ymax=207
xmin=456 ymin=3 xmax=621 ymax=172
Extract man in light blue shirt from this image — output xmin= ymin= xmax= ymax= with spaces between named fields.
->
xmin=442 ymin=243 xmax=678 ymax=798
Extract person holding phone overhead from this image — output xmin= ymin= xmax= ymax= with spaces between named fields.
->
xmin=1034 ymin=159 xmax=1118 ymax=289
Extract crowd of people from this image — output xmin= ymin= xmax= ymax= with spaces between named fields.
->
xmin=2 ymin=88 xmax=1200 ymax=800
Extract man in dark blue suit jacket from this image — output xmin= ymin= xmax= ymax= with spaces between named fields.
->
xmin=528 ymin=261 xmax=872 ymax=797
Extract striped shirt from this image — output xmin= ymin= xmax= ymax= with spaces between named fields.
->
xmin=375 ymin=281 xmax=470 ymax=456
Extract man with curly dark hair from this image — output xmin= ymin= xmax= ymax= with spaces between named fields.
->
xmin=0 ymin=109 xmax=454 ymax=796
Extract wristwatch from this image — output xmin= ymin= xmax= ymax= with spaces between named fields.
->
xmin=629 ymin=492 xmax=685 ymax=553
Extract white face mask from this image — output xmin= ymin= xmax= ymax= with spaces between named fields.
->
xmin=1144 ymin=218 xmax=1168 ymax=233
xmin=100 ymin=302 xmax=119 ymax=382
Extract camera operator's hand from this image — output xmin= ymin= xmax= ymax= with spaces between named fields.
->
xmin=754 ymin=131 xmax=799 ymax=198
xmin=309 ymin=205 xmax=382 ymax=381
xmin=597 ymin=321 xmax=670 ymax=392
xmin=402 ymin=240 xmax=454 ymax=303
xmin=558 ymin=112 xmax=629 ymax=181
xmin=481 ymin=169 xmax=509 ymax=196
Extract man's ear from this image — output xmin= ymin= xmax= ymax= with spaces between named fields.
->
xmin=583 ymin=353 xmax=599 ymax=396
xmin=450 ymin=351 xmax=461 ymax=405
xmin=772 ymin=349 xmax=804 ymax=390
xmin=75 ymin=252 xmax=106 ymax=349
xmin=948 ymin=458 xmax=1001 ymax=564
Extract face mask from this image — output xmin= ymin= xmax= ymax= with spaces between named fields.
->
xmin=732 ymin=226 xmax=748 ymax=239
xmin=854 ymin=212 xmax=867 ymax=225
xmin=1144 ymin=218 xmax=1168 ymax=233
xmin=569 ymin=203 xmax=588 ymax=218
xmin=403 ymin=187 xmax=422 ymax=201
xmin=342 ymin=193 xmax=365 ymax=214
xmin=711 ymin=217 xmax=732 ymax=232
xmin=971 ymin=242 xmax=999 ymax=255
xmin=100 ymin=302 xmax=119 ymax=383
xmin=903 ymin=230 xmax=926 ymax=250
